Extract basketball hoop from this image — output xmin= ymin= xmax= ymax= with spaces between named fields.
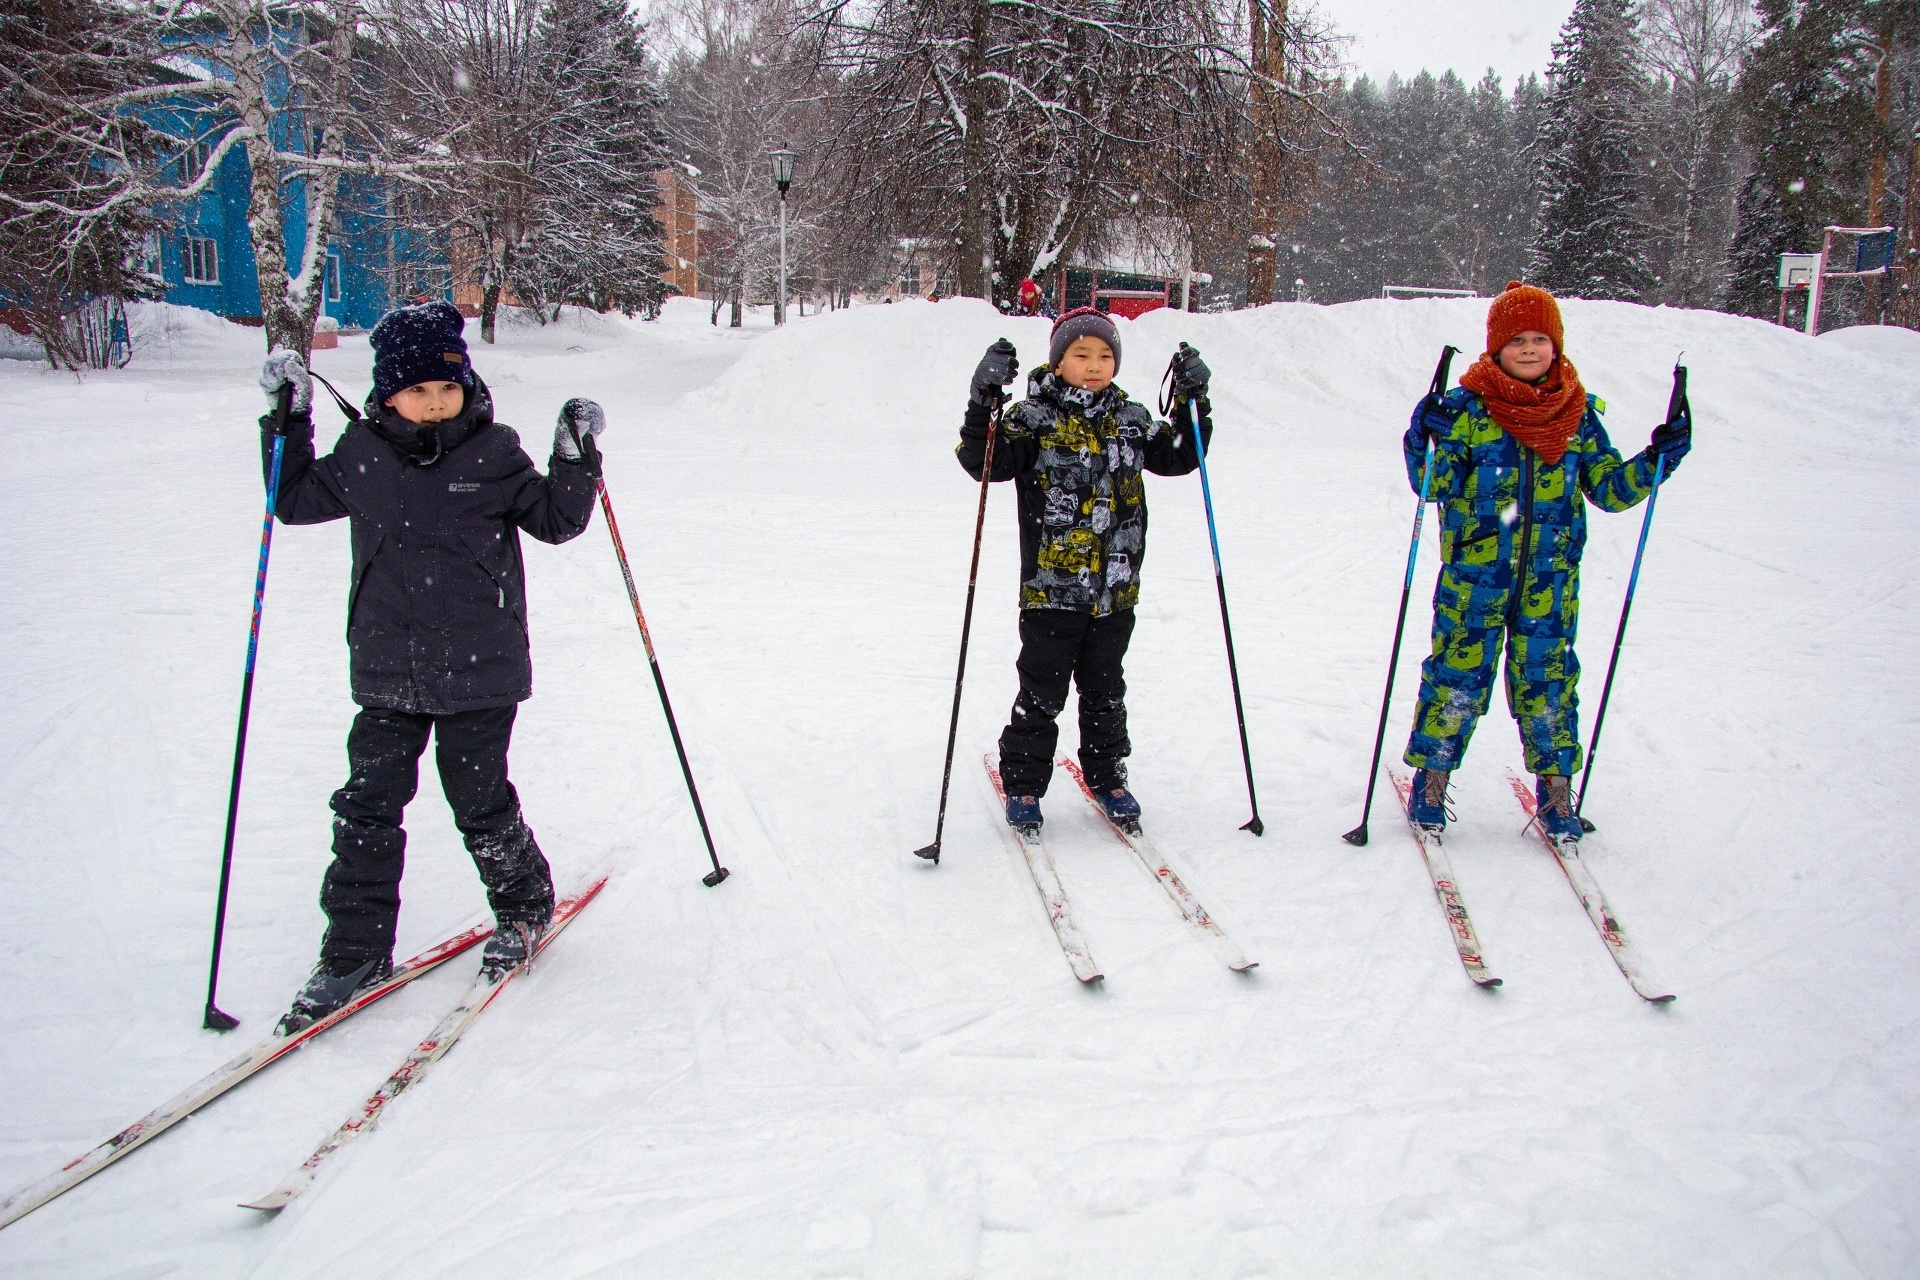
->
xmin=1785 ymin=227 xmax=1895 ymax=336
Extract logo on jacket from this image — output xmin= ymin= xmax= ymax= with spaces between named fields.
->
xmin=449 ymin=482 xmax=481 ymax=493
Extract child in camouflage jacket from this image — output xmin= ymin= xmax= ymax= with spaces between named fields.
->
xmin=957 ymin=307 xmax=1213 ymax=828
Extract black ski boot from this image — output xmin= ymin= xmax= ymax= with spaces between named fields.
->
xmin=277 ymin=953 xmax=393 ymax=1036
xmin=480 ymin=910 xmax=551 ymax=979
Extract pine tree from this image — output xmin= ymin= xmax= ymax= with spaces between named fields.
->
xmin=1527 ymin=0 xmax=1655 ymax=299
xmin=519 ymin=0 xmax=672 ymax=317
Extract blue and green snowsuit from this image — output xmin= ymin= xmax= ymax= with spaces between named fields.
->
xmin=1401 ymin=387 xmax=1683 ymax=777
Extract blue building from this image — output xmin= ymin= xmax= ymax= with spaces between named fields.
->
xmin=143 ymin=37 xmax=443 ymax=334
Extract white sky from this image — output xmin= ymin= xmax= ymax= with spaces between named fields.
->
xmin=1311 ymin=0 xmax=1579 ymax=90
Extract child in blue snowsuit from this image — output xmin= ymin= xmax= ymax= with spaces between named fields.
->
xmin=1401 ymin=282 xmax=1692 ymax=840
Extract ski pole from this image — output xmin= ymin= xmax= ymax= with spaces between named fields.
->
xmin=914 ymin=390 xmax=1004 ymax=865
xmin=583 ymin=448 xmax=730 ymax=887
xmin=1174 ymin=345 xmax=1263 ymax=837
xmin=1574 ymin=359 xmax=1685 ymax=830
xmin=1342 ymin=345 xmax=1459 ymax=847
xmin=203 ymin=381 xmax=294 ymax=1032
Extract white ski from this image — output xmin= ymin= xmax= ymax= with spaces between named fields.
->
xmin=1058 ymin=758 xmax=1257 ymax=973
xmin=1506 ymin=769 xmax=1674 ymax=1004
xmin=983 ymin=755 xmax=1103 ymax=984
xmin=242 ymin=875 xmax=609 ymax=1213
xmin=0 ymin=918 xmax=492 ymax=1234
xmin=1387 ymin=768 xmax=1501 ymax=988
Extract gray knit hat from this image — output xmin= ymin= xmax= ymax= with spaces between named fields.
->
xmin=1048 ymin=306 xmax=1122 ymax=372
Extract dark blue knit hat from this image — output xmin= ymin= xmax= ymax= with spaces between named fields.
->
xmin=370 ymin=300 xmax=474 ymax=401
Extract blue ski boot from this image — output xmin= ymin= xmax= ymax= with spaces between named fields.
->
xmin=1094 ymin=786 xmax=1142 ymax=826
xmin=1408 ymin=767 xmax=1450 ymax=833
xmin=1005 ymin=794 xmax=1043 ymax=831
xmin=1534 ymin=775 xmax=1583 ymax=842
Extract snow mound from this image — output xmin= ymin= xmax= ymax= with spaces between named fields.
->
xmin=1818 ymin=322 xmax=1920 ymax=364
xmin=3 ymin=291 xmax=1919 ymax=1276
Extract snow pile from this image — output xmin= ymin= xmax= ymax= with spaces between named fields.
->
xmin=1 ymin=298 xmax=1917 ymax=1277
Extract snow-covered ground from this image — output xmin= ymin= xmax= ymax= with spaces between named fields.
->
xmin=2 ymin=295 xmax=1917 ymax=1278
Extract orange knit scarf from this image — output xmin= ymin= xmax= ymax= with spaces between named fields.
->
xmin=1457 ymin=353 xmax=1586 ymax=465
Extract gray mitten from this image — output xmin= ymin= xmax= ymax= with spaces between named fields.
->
xmin=555 ymin=398 xmax=605 ymax=460
xmin=260 ymin=348 xmax=313 ymax=415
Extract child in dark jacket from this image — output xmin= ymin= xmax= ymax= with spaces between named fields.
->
xmin=1400 ymin=282 xmax=1692 ymax=841
xmin=957 ymin=307 xmax=1214 ymax=829
xmin=258 ymin=301 xmax=605 ymax=1032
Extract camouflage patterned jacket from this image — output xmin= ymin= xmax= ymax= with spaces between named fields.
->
xmin=958 ymin=367 xmax=1211 ymax=616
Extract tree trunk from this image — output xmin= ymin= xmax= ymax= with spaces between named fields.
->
xmin=730 ymin=287 xmax=742 ymax=328
xmin=481 ymin=276 xmax=503 ymax=343
xmin=956 ymin=0 xmax=992 ymax=300
xmin=1244 ymin=0 xmax=1288 ymax=307
xmin=228 ymin=12 xmax=302 ymax=355
xmin=1896 ymin=125 xmax=1920 ymax=331
xmin=1865 ymin=16 xmax=1896 ymax=321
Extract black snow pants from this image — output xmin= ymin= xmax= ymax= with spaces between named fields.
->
xmin=320 ymin=705 xmax=554 ymax=964
xmin=998 ymin=606 xmax=1136 ymax=798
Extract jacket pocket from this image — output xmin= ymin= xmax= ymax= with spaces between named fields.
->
xmin=346 ymin=532 xmax=384 ymax=634
xmin=459 ymin=530 xmax=526 ymax=631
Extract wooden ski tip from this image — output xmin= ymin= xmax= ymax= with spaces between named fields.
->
xmin=239 ymin=1193 xmax=292 ymax=1213
xmin=1476 ymin=976 xmax=1504 ymax=988
xmin=1341 ymin=824 xmax=1369 ymax=846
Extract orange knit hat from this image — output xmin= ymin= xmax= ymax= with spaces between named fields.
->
xmin=1486 ymin=280 xmax=1563 ymax=356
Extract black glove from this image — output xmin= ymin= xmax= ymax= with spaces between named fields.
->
xmin=1649 ymin=398 xmax=1691 ymax=460
xmin=1170 ymin=343 xmax=1210 ymax=399
xmin=970 ymin=338 xmax=1018 ymax=405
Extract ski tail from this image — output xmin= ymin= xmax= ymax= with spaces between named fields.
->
xmin=241 ymin=875 xmax=608 ymax=1213
xmin=0 ymin=917 xmax=491 ymax=1234
xmin=983 ymin=755 xmax=1103 ymax=984
xmin=1505 ymin=770 xmax=1674 ymax=1004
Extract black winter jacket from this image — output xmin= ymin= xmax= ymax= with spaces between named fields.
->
xmin=261 ymin=379 xmax=598 ymax=714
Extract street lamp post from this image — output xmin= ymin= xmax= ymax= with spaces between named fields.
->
xmin=769 ymin=147 xmax=795 ymax=325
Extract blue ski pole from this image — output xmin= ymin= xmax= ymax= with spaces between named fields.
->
xmin=1172 ymin=345 xmax=1262 ymax=836
xmin=1574 ymin=360 xmax=1686 ymax=829
xmin=203 ymin=381 xmax=293 ymax=1031
xmin=1343 ymin=345 xmax=1458 ymax=846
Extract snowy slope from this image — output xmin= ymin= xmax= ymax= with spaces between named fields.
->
xmin=1 ymin=295 xmax=1917 ymax=1278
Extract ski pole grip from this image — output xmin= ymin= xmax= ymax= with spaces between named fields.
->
xmin=1431 ymin=345 xmax=1460 ymax=397
xmin=271 ymin=381 xmax=294 ymax=437
xmin=1665 ymin=359 xmax=1688 ymax=423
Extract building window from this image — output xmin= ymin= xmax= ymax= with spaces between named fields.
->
xmin=325 ymin=250 xmax=342 ymax=301
xmin=178 ymin=139 xmax=214 ymax=187
xmin=183 ymin=236 xmax=219 ymax=284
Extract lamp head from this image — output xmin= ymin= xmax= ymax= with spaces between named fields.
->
xmin=769 ymin=147 xmax=796 ymax=193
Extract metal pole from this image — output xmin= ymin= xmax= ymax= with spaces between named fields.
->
xmin=204 ymin=382 xmax=294 ymax=1030
xmin=914 ymin=394 xmax=1003 ymax=865
xmin=1805 ymin=229 xmax=1830 ymax=337
xmin=1185 ymin=388 xmax=1263 ymax=836
xmin=1342 ymin=346 xmax=1458 ymax=846
xmin=1573 ymin=360 xmax=1686 ymax=827
xmin=777 ymin=192 xmax=788 ymax=326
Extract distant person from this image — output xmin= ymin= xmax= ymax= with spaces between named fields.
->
xmin=256 ymin=300 xmax=606 ymax=1033
xmin=1016 ymin=277 xmax=1043 ymax=316
xmin=957 ymin=307 xmax=1215 ymax=829
xmin=1401 ymin=282 xmax=1692 ymax=841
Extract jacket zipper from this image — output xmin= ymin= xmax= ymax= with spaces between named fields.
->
xmin=1507 ymin=449 xmax=1535 ymax=626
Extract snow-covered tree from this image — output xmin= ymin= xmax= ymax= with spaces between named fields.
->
xmin=1725 ymin=0 xmax=1889 ymax=318
xmin=0 ymin=0 xmax=165 ymax=367
xmin=1527 ymin=0 xmax=1655 ymax=300
xmin=1639 ymin=0 xmax=1756 ymax=309
xmin=514 ymin=0 xmax=672 ymax=318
